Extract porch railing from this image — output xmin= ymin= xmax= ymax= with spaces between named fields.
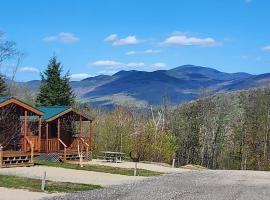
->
xmin=27 ymin=136 xmax=39 ymax=152
xmin=39 ymin=136 xmax=89 ymax=160
xmin=58 ymin=139 xmax=67 ymax=161
xmin=0 ymin=145 xmax=3 ymax=167
xmin=41 ymin=139 xmax=58 ymax=152
xmin=24 ymin=136 xmax=34 ymax=163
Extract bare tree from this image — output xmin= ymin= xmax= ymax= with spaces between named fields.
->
xmin=0 ymin=31 xmax=25 ymax=96
xmin=150 ymin=106 xmax=164 ymax=138
xmin=0 ymin=32 xmax=17 ymax=65
xmin=0 ymin=104 xmax=21 ymax=150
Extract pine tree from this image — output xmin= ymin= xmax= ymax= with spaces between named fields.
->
xmin=36 ymin=56 xmax=75 ymax=106
xmin=0 ymin=74 xmax=7 ymax=96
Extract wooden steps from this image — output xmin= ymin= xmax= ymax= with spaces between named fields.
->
xmin=1 ymin=152 xmax=33 ymax=168
xmin=59 ymin=150 xmax=86 ymax=162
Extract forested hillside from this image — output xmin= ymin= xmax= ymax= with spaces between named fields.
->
xmin=171 ymin=86 xmax=270 ymax=170
xmin=88 ymin=86 xmax=270 ymax=171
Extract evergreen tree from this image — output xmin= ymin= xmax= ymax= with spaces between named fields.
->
xmin=36 ymin=56 xmax=75 ymax=106
xmin=0 ymin=74 xmax=7 ymax=96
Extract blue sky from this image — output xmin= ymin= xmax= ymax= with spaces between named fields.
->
xmin=0 ymin=0 xmax=270 ymax=81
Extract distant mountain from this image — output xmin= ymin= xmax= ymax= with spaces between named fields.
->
xmin=168 ymin=65 xmax=251 ymax=80
xmin=22 ymin=65 xmax=270 ymax=107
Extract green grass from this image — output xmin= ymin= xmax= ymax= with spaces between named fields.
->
xmin=35 ymin=160 xmax=163 ymax=177
xmin=181 ymin=164 xmax=207 ymax=170
xmin=0 ymin=175 xmax=102 ymax=193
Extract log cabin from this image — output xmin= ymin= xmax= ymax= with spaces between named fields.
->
xmin=36 ymin=106 xmax=94 ymax=162
xmin=0 ymin=96 xmax=94 ymax=167
xmin=0 ymin=96 xmax=43 ymax=167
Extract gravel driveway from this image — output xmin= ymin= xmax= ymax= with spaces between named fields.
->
xmin=46 ymin=170 xmax=270 ymax=200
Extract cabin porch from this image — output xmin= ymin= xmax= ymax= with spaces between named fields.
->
xmin=37 ymin=106 xmax=93 ymax=162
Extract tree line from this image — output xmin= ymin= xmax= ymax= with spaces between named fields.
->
xmin=171 ymin=87 xmax=270 ymax=170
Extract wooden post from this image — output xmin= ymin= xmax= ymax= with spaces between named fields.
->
xmin=57 ymin=119 xmax=60 ymax=152
xmin=89 ymin=121 xmax=93 ymax=150
xmin=38 ymin=117 xmax=42 ymax=152
xmin=0 ymin=146 xmax=3 ymax=168
xmin=134 ymin=162 xmax=138 ymax=176
xmin=80 ymin=116 xmax=83 ymax=137
xmin=172 ymin=159 xmax=175 ymax=168
xmin=30 ymin=144 xmax=34 ymax=163
xmin=86 ymin=146 xmax=89 ymax=161
xmin=46 ymin=123 xmax=49 ymax=152
xmin=41 ymin=171 xmax=46 ymax=191
xmin=24 ymin=111 xmax=28 ymax=152
xmin=64 ymin=147 xmax=67 ymax=162
xmin=79 ymin=116 xmax=83 ymax=152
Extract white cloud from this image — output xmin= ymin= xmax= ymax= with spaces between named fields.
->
xmin=92 ymin=60 xmax=122 ymax=66
xmin=90 ymin=60 xmax=166 ymax=72
xmin=104 ymin=34 xmax=118 ymax=42
xmin=70 ymin=73 xmax=90 ymax=80
xmin=114 ymin=36 xmax=138 ymax=46
xmin=144 ymin=49 xmax=154 ymax=54
xmin=262 ymin=45 xmax=270 ymax=51
xmin=162 ymin=34 xmax=216 ymax=46
xmin=104 ymin=34 xmax=139 ymax=46
xmin=43 ymin=32 xmax=79 ymax=43
xmin=144 ymin=49 xmax=161 ymax=54
xmin=90 ymin=60 xmax=145 ymax=69
xmin=151 ymin=62 xmax=167 ymax=69
xmin=245 ymin=0 xmax=252 ymax=3
xmin=126 ymin=51 xmax=136 ymax=55
xmin=125 ymin=49 xmax=160 ymax=56
xmin=18 ymin=67 xmax=39 ymax=73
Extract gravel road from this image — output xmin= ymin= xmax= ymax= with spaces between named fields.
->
xmin=46 ymin=170 xmax=270 ymax=200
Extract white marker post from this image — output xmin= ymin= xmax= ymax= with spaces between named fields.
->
xmin=41 ymin=171 xmax=46 ymax=191
xmin=134 ymin=162 xmax=138 ymax=176
xmin=172 ymin=159 xmax=175 ymax=168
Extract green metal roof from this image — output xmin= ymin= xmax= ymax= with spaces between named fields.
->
xmin=1 ymin=97 xmax=92 ymax=121
xmin=37 ymin=106 xmax=72 ymax=120
xmin=0 ymin=96 xmax=12 ymax=103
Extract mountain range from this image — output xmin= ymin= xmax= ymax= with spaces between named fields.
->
xmin=20 ymin=65 xmax=270 ymax=107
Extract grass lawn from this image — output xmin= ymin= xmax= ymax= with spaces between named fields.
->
xmin=181 ymin=164 xmax=207 ymax=170
xmin=0 ymin=175 xmax=101 ymax=193
xmin=35 ymin=160 xmax=163 ymax=177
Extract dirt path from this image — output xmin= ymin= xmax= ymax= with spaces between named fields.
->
xmin=0 ymin=166 xmax=145 ymax=186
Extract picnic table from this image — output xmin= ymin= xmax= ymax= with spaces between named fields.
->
xmin=99 ymin=151 xmax=125 ymax=163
